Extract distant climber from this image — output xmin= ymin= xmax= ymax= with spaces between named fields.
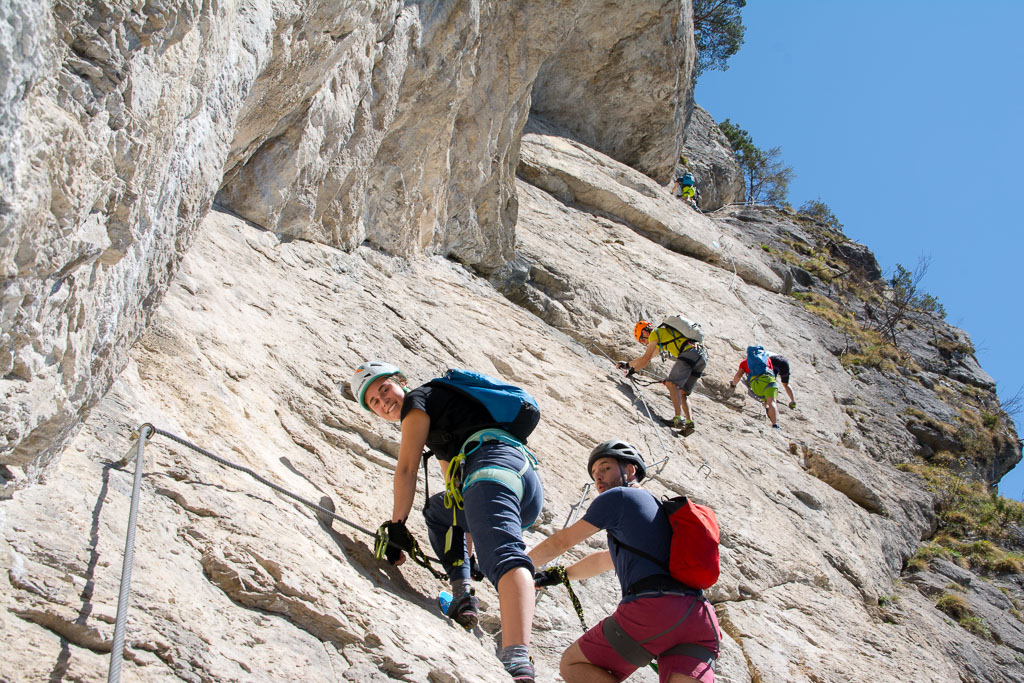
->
xmin=619 ymin=317 xmax=707 ymax=436
xmin=351 ymin=362 xmax=544 ymax=682
xmin=729 ymin=345 xmax=780 ymax=429
xmin=766 ymin=351 xmax=797 ymax=409
xmin=671 ymin=155 xmax=700 ymax=209
xmin=528 ymin=440 xmax=721 ymax=683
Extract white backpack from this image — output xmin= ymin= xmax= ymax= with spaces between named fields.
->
xmin=660 ymin=315 xmax=705 ymax=343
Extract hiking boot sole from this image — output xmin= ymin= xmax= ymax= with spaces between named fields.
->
xmin=453 ymin=612 xmax=479 ymax=630
xmin=507 ymin=665 xmax=536 ymax=682
xmin=448 ymin=593 xmax=479 ymax=630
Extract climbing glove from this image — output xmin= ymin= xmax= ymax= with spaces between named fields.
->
xmin=534 ymin=566 xmax=565 ymax=588
xmin=617 ymin=361 xmax=629 ymax=370
xmin=374 ymin=520 xmax=414 ymax=564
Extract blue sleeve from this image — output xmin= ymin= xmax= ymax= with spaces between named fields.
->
xmin=582 ymin=488 xmax=625 ymax=531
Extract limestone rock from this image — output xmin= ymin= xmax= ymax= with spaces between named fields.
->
xmin=1 ymin=153 xmax=1019 ymax=680
xmin=830 ymin=240 xmax=883 ymax=281
xmin=216 ymin=0 xmax=583 ymax=272
xmin=530 ymin=0 xmax=694 ymax=180
xmin=0 ymin=0 xmax=695 ymax=481
xmin=516 ymin=124 xmax=783 ymax=294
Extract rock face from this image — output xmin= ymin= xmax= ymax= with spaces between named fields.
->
xmin=530 ymin=0 xmax=695 ymax=181
xmin=3 ymin=3 xmax=1024 ymax=683
xmin=0 ymin=0 xmax=691 ymax=481
xmin=680 ymin=104 xmax=745 ymax=210
xmin=3 ymin=179 xmax=1020 ymax=681
xmin=513 ymin=121 xmax=781 ymax=295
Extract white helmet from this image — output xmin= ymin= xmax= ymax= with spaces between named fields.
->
xmin=351 ymin=361 xmax=404 ymax=410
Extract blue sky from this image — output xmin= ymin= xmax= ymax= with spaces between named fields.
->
xmin=695 ymin=1 xmax=1024 ymax=498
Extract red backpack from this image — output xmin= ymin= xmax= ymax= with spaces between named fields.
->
xmin=612 ymin=496 xmax=721 ymax=590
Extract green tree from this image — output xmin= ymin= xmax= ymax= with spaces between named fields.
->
xmin=719 ymin=118 xmax=794 ymax=207
xmin=694 ymin=0 xmax=747 ymax=76
xmin=798 ymin=198 xmax=844 ymax=231
xmin=875 ymin=256 xmax=947 ymax=346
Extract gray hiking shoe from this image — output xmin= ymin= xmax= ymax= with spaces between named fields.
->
xmin=506 ymin=661 xmax=535 ymax=682
xmin=448 ymin=591 xmax=479 ymax=630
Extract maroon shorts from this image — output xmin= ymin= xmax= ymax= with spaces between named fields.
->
xmin=578 ymin=595 xmax=720 ymax=683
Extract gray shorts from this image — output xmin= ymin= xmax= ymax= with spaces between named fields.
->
xmin=665 ymin=346 xmax=707 ymax=395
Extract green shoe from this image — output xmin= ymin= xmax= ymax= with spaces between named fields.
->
xmin=671 ymin=415 xmax=685 ymax=429
xmin=789 ymin=401 xmax=797 ymax=409
xmin=680 ymin=419 xmax=695 ymax=436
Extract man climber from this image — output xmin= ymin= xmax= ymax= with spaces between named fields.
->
xmin=528 ymin=440 xmax=721 ymax=682
xmin=728 ymin=346 xmax=780 ymax=429
xmin=671 ymin=158 xmax=699 ymax=210
xmin=619 ymin=319 xmax=707 ymax=436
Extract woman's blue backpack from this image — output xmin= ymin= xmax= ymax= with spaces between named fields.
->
xmin=427 ymin=369 xmax=540 ymax=443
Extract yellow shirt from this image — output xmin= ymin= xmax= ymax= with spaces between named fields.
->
xmin=652 ymin=326 xmax=693 ymax=358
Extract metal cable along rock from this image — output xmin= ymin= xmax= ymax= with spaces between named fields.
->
xmin=106 ymin=424 xmax=445 ymax=682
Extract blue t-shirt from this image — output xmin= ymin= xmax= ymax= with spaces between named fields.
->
xmin=582 ymin=486 xmax=672 ymax=602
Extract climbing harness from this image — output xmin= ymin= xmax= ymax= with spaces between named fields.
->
xmin=441 ymin=428 xmax=539 ymax=550
xmin=106 ymin=423 xmax=449 ymax=681
xmin=601 ymin=593 xmax=719 ymax=675
xmin=543 ymin=564 xmax=671 ymax=675
xmin=444 ymin=430 xmax=532 ymax=511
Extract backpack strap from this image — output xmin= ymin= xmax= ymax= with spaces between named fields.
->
xmin=608 ymin=532 xmax=669 ymax=574
xmin=421 ymin=450 xmax=431 ymax=512
xmin=606 ymin=494 xmax=670 ymax=571
xmin=655 ymin=326 xmax=693 ymax=358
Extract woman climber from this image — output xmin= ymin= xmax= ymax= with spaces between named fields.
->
xmin=351 ymin=361 xmax=545 ymax=683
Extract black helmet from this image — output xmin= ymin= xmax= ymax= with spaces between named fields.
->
xmin=587 ymin=440 xmax=647 ymax=482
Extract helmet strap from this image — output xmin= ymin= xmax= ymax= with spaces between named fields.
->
xmin=618 ymin=462 xmax=639 ymax=486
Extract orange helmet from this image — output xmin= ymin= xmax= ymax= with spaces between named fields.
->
xmin=633 ymin=320 xmax=653 ymax=343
